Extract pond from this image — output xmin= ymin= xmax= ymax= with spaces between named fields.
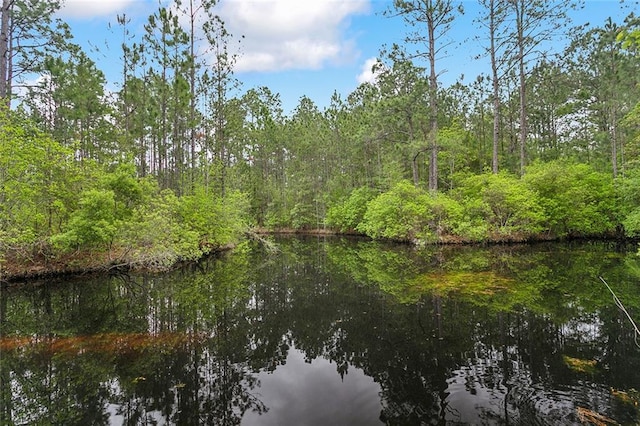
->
xmin=2 ymin=237 xmax=640 ymax=425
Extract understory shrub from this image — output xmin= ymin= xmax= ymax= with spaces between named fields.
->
xmin=357 ymin=180 xmax=434 ymax=242
xmin=119 ymin=189 xmax=202 ymax=269
xmin=50 ymin=189 xmax=119 ymax=251
xmin=326 ymin=186 xmax=378 ymax=232
xmin=455 ymin=172 xmax=546 ymax=240
xmin=524 ymin=161 xmax=616 ymax=237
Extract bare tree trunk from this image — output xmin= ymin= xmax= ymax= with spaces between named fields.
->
xmin=518 ymin=54 xmax=526 ymax=175
xmin=514 ymin=0 xmax=527 ymax=175
xmin=610 ymin=52 xmax=618 ymax=178
xmin=412 ymin=149 xmax=425 ymax=187
xmin=489 ymin=0 xmax=500 ymax=174
xmin=0 ymin=0 xmax=11 ymax=105
xmin=611 ymin=106 xmax=618 ymax=178
xmin=189 ymin=0 xmax=197 ymax=192
xmin=427 ymin=7 xmax=438 ymax=191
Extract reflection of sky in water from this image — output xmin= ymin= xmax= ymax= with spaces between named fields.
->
xmin=242 ymin=346 xmax=384 ymax=425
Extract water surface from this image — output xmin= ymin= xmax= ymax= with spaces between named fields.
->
xmin=2 ymin=237 xmax=640 ymax=425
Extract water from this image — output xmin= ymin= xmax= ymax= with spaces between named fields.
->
xmin=2 ymin=237 xmax=640 ymax=425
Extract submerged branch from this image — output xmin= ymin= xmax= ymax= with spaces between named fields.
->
xmin=599 ymin=276 xmax=640 ymax=348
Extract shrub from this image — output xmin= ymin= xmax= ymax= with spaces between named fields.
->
xmin=50 ymin=189 xmax=118 ymax=251
xmin=179 ymin=188 xmax=249 ymax=248
xmin=119 ymin=189 xmax=202 ymax=270
xmin=357 ymin=180 xmax=433 ymax=242
xmin=326 ymin=186 xmax=378 ymax=232
xmin=455 ymin=172 xmax=546 ymax=240
xmin=623 ymin=208 xmax=640 ymax=238
xmin=524 ymin=161 xmax=616 ymax=237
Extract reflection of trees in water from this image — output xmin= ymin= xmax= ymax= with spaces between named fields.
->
xmin=1 ymin=252 xmax=267 ymax=425
xmin=1 ymin=320 xmax=267 ymax=425
xmin=320 ymin=238 xmax=640 ymax=424
xmin=2 ymin=238 xmax=640 ymax=424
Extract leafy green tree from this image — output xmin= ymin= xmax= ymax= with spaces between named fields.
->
xmin=202 ymin=12 xmax=240 ymax=196
xmin=99 ymin=162 xmax=145 ymax=220
xmin=341 ymin=81 xmax=397 ymax=190
xmin=118 ymin=187 xmax=201 ymax=269
xmin=178 ymin=185 xmax=249 ymax=249
xmin=239 ymin=87 xmax=286 ymax=226
xmin=374 ymin=51 xmax=431 ymax=187
xmin=505 ymin=0 xmax=580 ymax=175
xmin=26 ymin=49 xmax=113 ymax=162
xmin=524 ymin=60 xmax=574 ymax=162
xmin=0 ymin=107 xmax=79 ymax=252
xmin=436 ymin=119 xmax=473 ymax=189
xmin=613 ymin=167 xmax=640 ymax=237
xmin=476 ymin=0 xmax=510 ymax=173
xmin=564 ymin=15 xmax=640 ymax=177
xmin=174 ymin=0 xmax=218 ymax=192
xmin=143 ymin=6 xmax=190 ymax=189
xmin=279 ymin=96 xmax=333 ymax=229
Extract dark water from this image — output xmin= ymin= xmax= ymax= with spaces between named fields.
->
xmin=2 ymin=237 xmax=640 ymax=425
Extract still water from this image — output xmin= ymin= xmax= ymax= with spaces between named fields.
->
xmin=2 ymin=237 xmax=640 ymax=425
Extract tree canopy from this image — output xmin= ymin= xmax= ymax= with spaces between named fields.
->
xmin=1 ymin=1 xmax=640 ymax=275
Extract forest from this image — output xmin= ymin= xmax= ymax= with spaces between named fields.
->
xmin=1 ymin=0 xmax=640 ymax=278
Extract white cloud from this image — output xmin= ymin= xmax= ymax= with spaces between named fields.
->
xmin=218 ymin=0 xmax=371 ymax=72
xmin=58 ymin=0 xmax=138 ymax=19
xmin=356 ymin=56 xmax=380 ymax=85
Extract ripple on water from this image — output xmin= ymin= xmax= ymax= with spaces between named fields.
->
xmin=445 ymin=363 xmax=635 ymax=425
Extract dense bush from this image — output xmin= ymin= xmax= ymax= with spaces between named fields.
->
xmin=0 ymin=109 xmax=81 ymax=250
xmin=179 ymin=188 xmax=249 ymax=248
xmin=50 ymin=189 xmax=119 ymax=251
xmin=47 ymin=169 xmax=250 ymax=269
xmin=357 ymin=180 xmax=433 ymax=242
xmin=326 ymin=186 xmax=378 ymax=232
xmin=119 ymin=188 xmax=202 ymax=269
xmin=523 ymin=161 xmax=617 ymax=238
xmin=455 ymin=172 xmax=546 ymax=240
xmin=617 ymin=169 xmax=640 ymax=237
xmin=118 ymin=185 xmax=249 ymax=269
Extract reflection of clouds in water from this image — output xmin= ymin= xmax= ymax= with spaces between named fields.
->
xmin=242 ymin=345 xmax=383 ymax=426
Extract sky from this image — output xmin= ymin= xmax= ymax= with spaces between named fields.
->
xmin=56 ymin=0 xmax=637 ymax=115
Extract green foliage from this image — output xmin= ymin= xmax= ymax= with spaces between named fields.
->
xmin=426 ymin=193 xmax=482 ymax=242
xmin=456 ymin=172 xmax=546 ymax=239
xmin=617 ymin=169 xmax=640 ymax=237
xmin=290 ymin=201 xmax=318 ymax=230
xmin=99 ymin=162 xmax=147 ymax=220
xmin=50 ymin=189 xmax=119 ymax=250
xmin=179 ymin=187 xmax=249 ymax=248
xmin=4 ymin=6 xmax=640 ymax=275
xmin=358 ymin=180 xmax=434 ymax=242
xmin=0 ymin=107 xmax=81 ymax=247
xmin=116 ymin=183 xmax=249 ymax=269
xmin=523 ymin=161 xmax=617 ymax=237
xmin=265 ymin=201 xmax=292 ymax=230
xmin=119 ymin=188 xmax=202 ymax=269
xmin=326 ymin=186 xmax=378 ymax=232
xmin=622 ymin=209 xmax=640 ymax=238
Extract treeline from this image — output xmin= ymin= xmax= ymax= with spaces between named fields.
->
xmin=1 ymin=1 xmax=640 ymax=274
xmin=328 ymin=162 xmax=625 ymax=243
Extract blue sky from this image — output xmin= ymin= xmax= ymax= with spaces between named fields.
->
xmin=57 ymin=0 xmax=636 ymax=115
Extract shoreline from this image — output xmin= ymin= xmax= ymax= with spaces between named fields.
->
xmin=1 ymin=230 xmax=631 ymax=284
